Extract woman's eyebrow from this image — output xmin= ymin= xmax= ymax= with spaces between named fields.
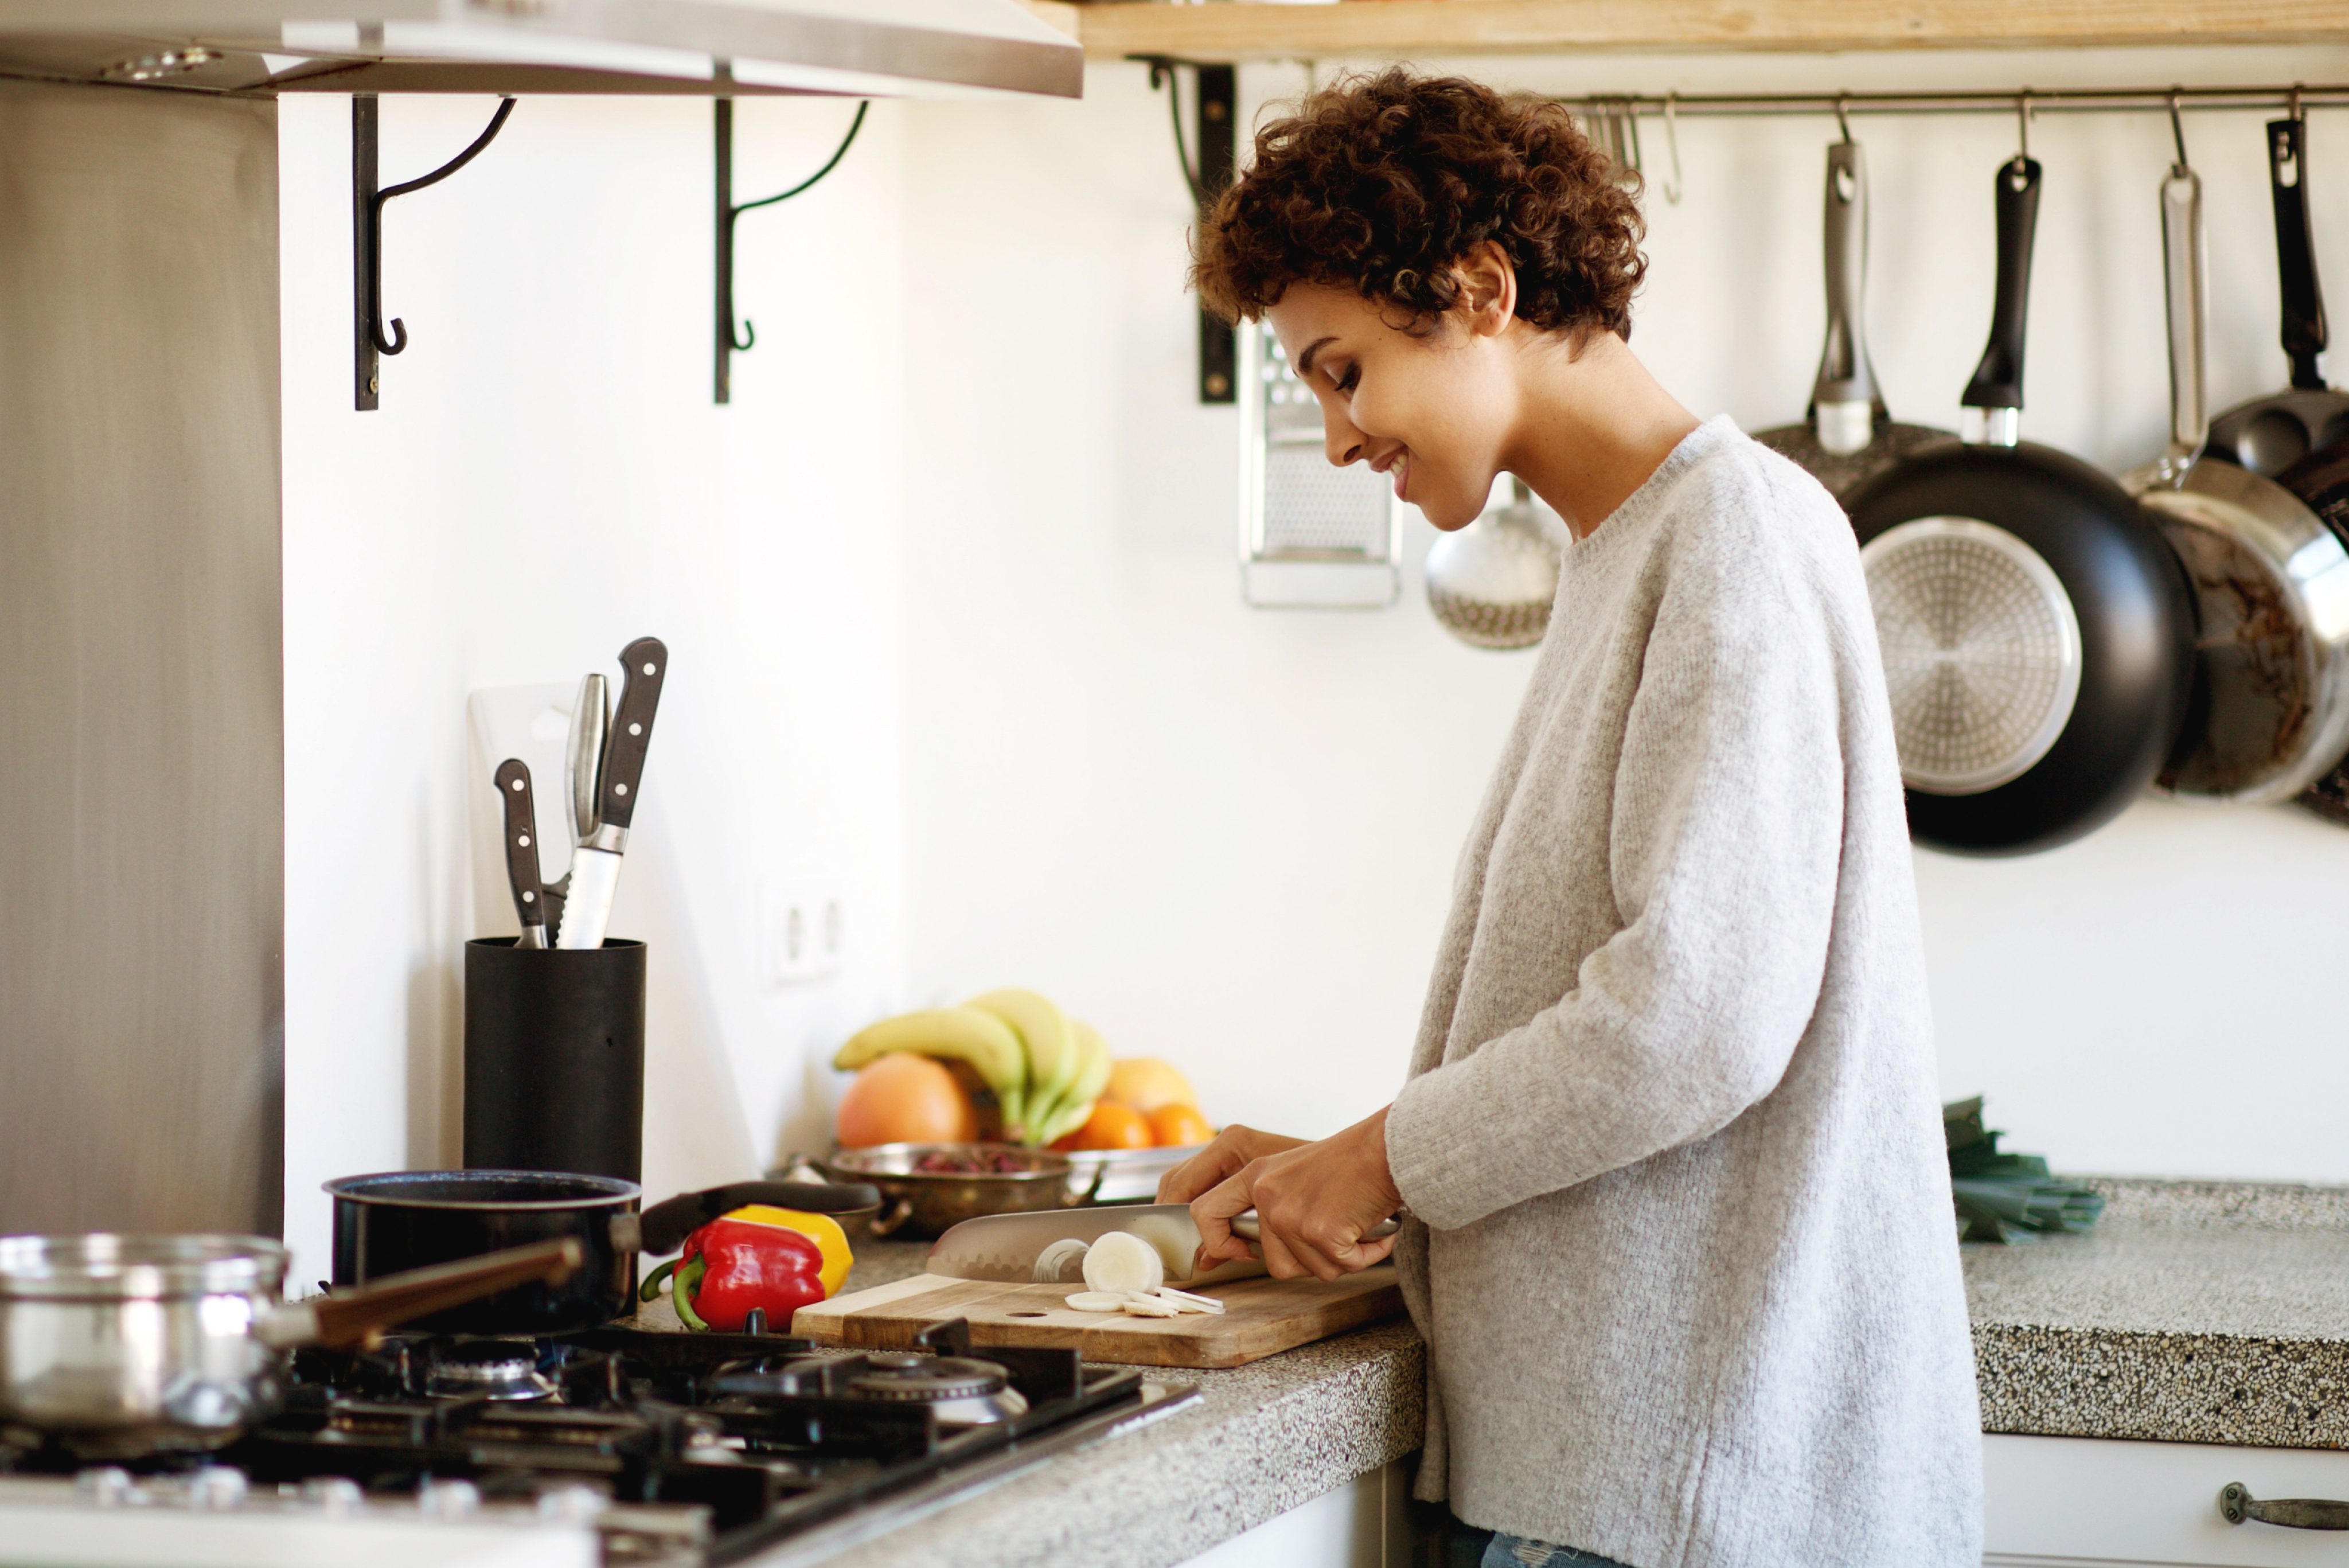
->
xmin=1296 ymin=336 xmax=1339 ymax=379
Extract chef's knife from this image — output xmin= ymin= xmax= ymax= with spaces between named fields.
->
xmin=556 ymin=638 xmax=666 ymax=950
xmin=925 ymin=1206 xmax=1402 ymax=1290
xmin=493 ymin=758 xmax=553 ymax=949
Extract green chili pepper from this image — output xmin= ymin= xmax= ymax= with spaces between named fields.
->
xmin=672 ymin=1254 xmax=710 ymax=1332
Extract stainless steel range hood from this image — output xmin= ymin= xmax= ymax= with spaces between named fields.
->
xmin=0 ymin=0 xmax=1083 ymax=98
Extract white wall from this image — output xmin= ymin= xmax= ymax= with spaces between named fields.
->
xmin=896 ymin=46 xmax=2349 ymax=1179
xmin=277 ymin=92 xmax=910 ymax=1283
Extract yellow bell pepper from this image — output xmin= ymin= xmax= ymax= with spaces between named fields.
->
xmin=720 ymin=1205 xmax=853 ymax=1298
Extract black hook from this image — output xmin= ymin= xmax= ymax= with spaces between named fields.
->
xmin=367 ymin=98 xmax=516 ymax=358
xmin=714 ymin=97 xmax=867 ymax=401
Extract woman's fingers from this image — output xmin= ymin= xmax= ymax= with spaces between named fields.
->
xmin=1157 ymin=1124 xmax=1288 ymax=1204
xmin=1188 ymin=1168 xmax=1262 ymax=1266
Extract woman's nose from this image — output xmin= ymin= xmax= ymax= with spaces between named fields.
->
xmin=1323 ymin=408 xmax=1367 ymax=468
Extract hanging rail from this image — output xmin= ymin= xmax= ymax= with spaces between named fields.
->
xmin=1551 ymin=83 xmax=2347 ymax=118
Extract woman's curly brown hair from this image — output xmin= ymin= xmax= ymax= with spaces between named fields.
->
xmin=1192 ymin=69 xmax=1646 ymax=342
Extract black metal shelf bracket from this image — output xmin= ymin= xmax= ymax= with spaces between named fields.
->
xmin=352 ymin=96 xmax=516 ymax=412
xmin=1140 ymin=57 xmax=1236 ymax=404
xmin=715 ymin=92 xmax=868 ymax=404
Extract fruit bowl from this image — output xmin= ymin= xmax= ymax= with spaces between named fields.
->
xmin=813 ymin=1144 xmax=1106 ymax=1241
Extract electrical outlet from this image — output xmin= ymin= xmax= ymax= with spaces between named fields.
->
xmin=762 ymin=885 xmax=844 ymax=988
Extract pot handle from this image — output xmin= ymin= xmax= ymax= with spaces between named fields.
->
xmin=626 ymin=1179 xmax=885 ymax=1256
xmin=1960 ymin=153 xmax=2042 ymax=438
xmin=2270 ymin=116 xmax=2328 ymax=392
xmin=256 ymin=1238 xmax=583 ymax=1351
xmin=2158 ymin=149 xmax=2208 ymax=477
xmin=1810 ymin=136 xmax=1881 ymax=454
xmin=867 ymin=1198 xmax=918 ymax=1238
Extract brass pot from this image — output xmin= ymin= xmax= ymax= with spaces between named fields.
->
xmin=813 ymin=1145 xmax=1103 ymax=1241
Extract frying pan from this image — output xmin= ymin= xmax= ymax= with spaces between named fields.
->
xmin=2277 ymin=439 xmax=2349 ymax=822
xmin=325 ymin=1171 xmax=879 ymax=1335
xmin=1842 ymin=153 xmax=2195 ymax=856
xmin=1754 ymin=134 xmax=1952 ymax=498
xmin=2122 ymin=132 xmax=2349 ymax=805
xmin=2206 ymin=114 xmax=2349 ymax=475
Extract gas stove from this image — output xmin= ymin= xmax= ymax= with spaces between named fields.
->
xmin=0 ymin=1318 xmax=1199 ymax=1567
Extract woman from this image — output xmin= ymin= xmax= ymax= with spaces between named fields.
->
xmin=1161 ymin=71 xmax=1982 ymax=1568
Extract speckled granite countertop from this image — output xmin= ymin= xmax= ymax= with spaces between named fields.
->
xmin=630 ymin=1178 xmax=2349 ymax=1566
xmin=1966 ymin=1176 xmax=2349 ymax=1450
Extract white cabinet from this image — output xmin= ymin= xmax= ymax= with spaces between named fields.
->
xmin=1177 ymin=1462 xmax=1410 ymax=1568
xmin=1986 ymin=1434 xmax=2349 ymax=1566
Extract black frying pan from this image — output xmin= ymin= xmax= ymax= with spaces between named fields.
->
xmin=1842 ymin=154 xmax=2195 ymax=856
xmin=2206 ymin=115 xmax=2349 ymax=475
xmin=325 ymin=1171 xmax=880 ymax=1335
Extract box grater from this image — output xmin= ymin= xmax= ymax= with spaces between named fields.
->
xmin=1236 ymin=319 xmax=1403 ymax=608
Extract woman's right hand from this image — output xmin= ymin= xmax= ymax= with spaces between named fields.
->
xmin=1156 ymin=1124 xmax=1309 ymax=1206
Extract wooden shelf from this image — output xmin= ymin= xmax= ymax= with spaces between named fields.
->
xmin=1056 ymin=0 xmax=2349 ymax=61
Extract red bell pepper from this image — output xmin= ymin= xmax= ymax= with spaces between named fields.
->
xmin=671 ymin=1215 xmax=826 ymax=1333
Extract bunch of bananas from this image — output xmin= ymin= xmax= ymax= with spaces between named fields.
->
xmin=833 ymin=989 xmax=1112 ymax=1148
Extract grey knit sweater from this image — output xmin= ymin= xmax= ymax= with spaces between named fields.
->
xmin=1383 ymin=417 xmax=1982 ymax=1567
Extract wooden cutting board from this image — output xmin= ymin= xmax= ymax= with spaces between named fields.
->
xmin=793 ymin=1266 xmax=1403 ymax=1369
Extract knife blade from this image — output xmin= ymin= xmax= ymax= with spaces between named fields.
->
xmin=493 ymin=758 xmax=552 ymax=949
xmin=927 ymin=1206 xmax=1261 ymax=1289
xmin=556 ymin=638 xmax=666 ymax=950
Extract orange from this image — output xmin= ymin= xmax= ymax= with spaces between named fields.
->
xmin=1145 ymin=1103 xmax=1214 ymax=1148
xmin=1064 ymin=1101 xmax=1152 ymax=1151
xmin=1105 ymin=1058 xmax=1197 ymax=1115
xmin=835 ymin=1054 xmax=980 ymax=1148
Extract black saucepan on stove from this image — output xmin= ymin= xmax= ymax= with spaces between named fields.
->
xmin=326 ymin=1171 xmax=881 ymax=1335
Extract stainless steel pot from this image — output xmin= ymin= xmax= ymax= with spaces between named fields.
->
xmin=2124 ymin=146 xmax=2349 ymax=803
xmin=815 ymin=1145 xmax=1103 ymax=1241
xmin=0 ymin=1233 xmax=579 ymax=1458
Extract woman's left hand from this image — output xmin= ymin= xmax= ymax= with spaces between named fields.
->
xmin=1190 ymin=1107 xmax=1403 ymax=1282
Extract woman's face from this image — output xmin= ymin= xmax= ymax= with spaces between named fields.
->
xmin=1263 ymin=282 xmax=1515 ymax=532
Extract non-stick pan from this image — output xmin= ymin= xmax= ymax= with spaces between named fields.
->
xmin=1755 ymin=133 xmax=1952 ymax=498
xmin=2122 ymin=131 xmax=2349 ymax=805
xmin=2206 ymin=113 xmax=2349 ymax=475
xmin=325 ymin=1171 xmax=880 ymax=1335
xmin=1842 ymin=153 xmax=2195 ymax=856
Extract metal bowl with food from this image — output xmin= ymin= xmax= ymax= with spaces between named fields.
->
xmin=1062 ymin=1143 xmax=1212 ymax=1204
xmin=813 ymin=1144 xmax=1104 ymax=1240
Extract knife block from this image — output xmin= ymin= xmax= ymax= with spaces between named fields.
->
xmin=463 ymin=937 xmax=646 ymax=1183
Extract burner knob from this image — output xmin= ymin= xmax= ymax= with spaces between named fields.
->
xmin=75 ymin=1468 xmax=134 ymax=1507
xmin=302 ymin=1477 xmax=366 ymax=1518
xmin=188 ymin=1468 xmax=249 ymax=1511
xmin=536 ymin=1485 xmax=609 ymax=1526
xmin=417 ymin=1479 xmax=481 ymax=1521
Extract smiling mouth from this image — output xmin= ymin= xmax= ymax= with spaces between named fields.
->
xmin=1384 ymin=452 xmax=1409 ymax=501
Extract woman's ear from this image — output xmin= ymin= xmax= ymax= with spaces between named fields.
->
xmin=1451 ymin=241 xmax=1518 ymax=340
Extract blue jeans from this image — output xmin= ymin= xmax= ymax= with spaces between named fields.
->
xmin=1478 ymin=1534 xmax=1635 ymax=1568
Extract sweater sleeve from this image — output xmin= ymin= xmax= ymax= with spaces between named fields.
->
xmin=1384 ymin=482 xmax=1850 ymax=1230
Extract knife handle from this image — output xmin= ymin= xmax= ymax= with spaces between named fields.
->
xmin=598 ymin=637 xmax=666 ymax=831
xmin=493 ymin=759 xmax=549 ymax=945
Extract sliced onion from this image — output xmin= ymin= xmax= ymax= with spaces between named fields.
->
xmin=1082 ymin=1230 xmax=1165 ymax=1295
xmin=1063 ymin=1291 xmax=1127 ymax=1312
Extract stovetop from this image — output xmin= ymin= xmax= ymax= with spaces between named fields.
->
xmin=0 ymin=1319 xmax=1200 ymax=1567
